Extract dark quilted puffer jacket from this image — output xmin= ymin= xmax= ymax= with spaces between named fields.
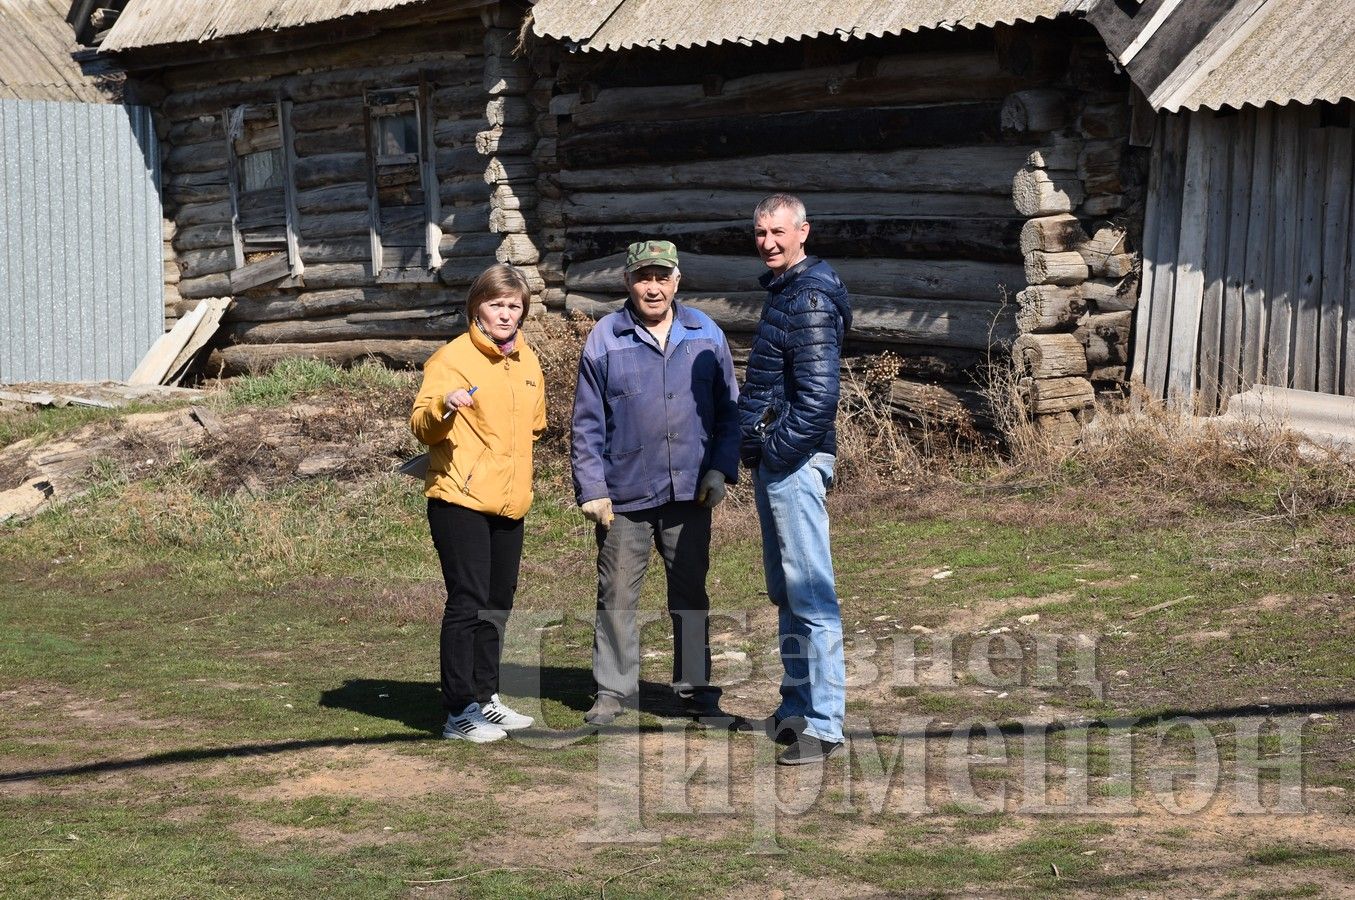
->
xmin=738 ymin=256 xmax=852 ymax=473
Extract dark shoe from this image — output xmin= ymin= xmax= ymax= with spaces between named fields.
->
xmin=584 ymin=694 xmax=625 ymax=726
xmin=685 ymin=705 xmax=753 ymax=732
xmin=777 ymin=734 xmax=843 ymax=766
xmin=762 ymin=715 xmax=803 ymax=746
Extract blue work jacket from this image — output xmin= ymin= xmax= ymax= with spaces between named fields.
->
xmin=571 ymin=301 xmax=740 ymax=512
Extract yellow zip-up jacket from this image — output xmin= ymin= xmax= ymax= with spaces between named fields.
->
xmin=410 ymin=324 xmax=546 ymax=520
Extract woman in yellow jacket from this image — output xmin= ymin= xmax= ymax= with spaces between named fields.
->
xmin=410 ymin=264 xmax=546 ymax=743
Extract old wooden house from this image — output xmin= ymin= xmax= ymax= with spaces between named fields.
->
xmin=2 ymin=0 xmax=163 ymax=382
xmin=1084 ymin=0 xmax=1355 ymax=415
xmin=92 ymin=0 xmax=542 ymax=376
xmin=524 ymin=0 xmax=1149 ymax=439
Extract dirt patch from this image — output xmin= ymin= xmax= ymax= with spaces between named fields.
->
xmin=244 ymin=746 xmax=481 ymax=802
xmin=940 ymin=592 xmax=1075 ymax=634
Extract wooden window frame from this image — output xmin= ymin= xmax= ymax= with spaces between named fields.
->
xmin=223 ymin=99 xmax=304 ymax=292
xmin=364 ymin=81 xmax=442 ymax=282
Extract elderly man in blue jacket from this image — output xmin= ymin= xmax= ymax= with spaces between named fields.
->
xmin=739 ymin=194 xmax=853 ymax=765
xmin=571 ymin=240 xmax=743 ymax=728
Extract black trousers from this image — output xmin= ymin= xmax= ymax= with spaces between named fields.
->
xmin=428 ymin=499 xmax=524 ymax=713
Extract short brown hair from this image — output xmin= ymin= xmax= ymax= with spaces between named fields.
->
xmin=466 ymin=263 xmax=531 ymax=322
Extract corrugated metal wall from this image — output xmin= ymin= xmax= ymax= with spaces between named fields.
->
xmin=1134 ymin=104 xmax=1355 ymax=410
xmin=1 ymin=100 xmax=162 ymax=383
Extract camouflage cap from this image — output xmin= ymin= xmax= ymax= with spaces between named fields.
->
xmin=624 ymin=239 xmax=679 ymax=272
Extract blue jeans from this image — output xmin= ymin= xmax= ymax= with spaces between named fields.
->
xmin=754 ymin=452 xmax=844 ymax=743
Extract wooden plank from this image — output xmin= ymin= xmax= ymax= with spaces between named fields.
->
xmin=166 ymin=298 xmax=231 ymax=385
xmin=1167 ymin=112 xmax=1212 ymax=405
xmin=420 ymin=78 xmax=442 ymax=269
xmin=1345 ymin=134 xmax=1355 ymax=397
xmin=1318 ymin=128 xmax=1351 ymax=395
xmin=1240 ymin=106 xmax=1275 ymax=390
xmin=128 ymin=300 xmax=211 ymax=386
xmin=1144 ymin=114 xmax=1190 ymax=399
xmin=228 ymin=253 xmax=292 ymax=292
xmin=1291 ymin=125 xmax=1328 ymax=392
xmin=1195 ymin=113 xmax=1235 ymax=412
xmin=1265 ymin=107 xmax=1304 ymax=388
xmin=222 ymin=106 xmax=246 ymax=270
xmin=1131 ymin=113 xmax=1164 ymax=388
xmin=1218 ymin=106 xmax=1256 ymax=402
xmin=279 ymin=99 xmax=305 ymax=278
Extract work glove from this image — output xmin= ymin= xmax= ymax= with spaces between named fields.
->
xmin=581 ymin=497 xmax=614 ymax=529
xmin=695 ymin=470 xmax=727 ymax=509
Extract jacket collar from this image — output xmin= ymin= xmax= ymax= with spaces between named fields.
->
xmin=468 ymin=318 xmax=519 ymax=359
xmin=760 ymin=255 xmax=820 ymax=292
xmin=612 ymin=300 xmax=701 ymax=339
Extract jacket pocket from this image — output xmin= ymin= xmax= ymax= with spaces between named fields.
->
xmin=461 ymin=446 xmax=489 ymax=496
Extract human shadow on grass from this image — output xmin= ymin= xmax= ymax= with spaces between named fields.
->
xmin=7 ymin=696 xmax=1348 ymax=786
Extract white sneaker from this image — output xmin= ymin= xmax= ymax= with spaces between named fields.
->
xmin=442 ymin=702 xmax=507 ymax=743
xmin=480 ymin=693 xmax=534 ymax=730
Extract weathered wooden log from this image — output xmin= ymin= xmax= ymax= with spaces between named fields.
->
xmin=492 ymin=183 xmax=538 ymax=211
xmin=178 ymin=272 xmax=234 ymax=300
xmin=226 ymin=286 xmax=464 ymax=323
xmin=293 ymin=263 xmax=370 ymax=290
xmin=208 ymin=339 xmax=445 ymax=376
xmin=551 ymin=144 xmax=1031 ymax=196
xmin=1021 ymin=375 xmax=1095 ymax=414
xmin=433 ymin=117 xmax=486 ymax=148
xmin=165 ymin=141 xmax=228 ymax=174
xmin=487 ymin=96 xmax=533 ymax=128
xmin=1078 ymin=138 xmax=1123 ymax=177
xmin=229 ymin=306 xmax=465 ymax=344
xmin=490 ymin=208 xmax=528 ymax=233
xmin=567 ymin=292 xmax=1016 ymax=350
xmin=1025 ymin=250 xmax=1089 ymax=286
xmin=166 ymin=116 xmax=223 ymax=145
xmin=176 ymin=247 xmax=235 ymax=279
xmin=172 ymin=199 xmax=232 ymax=227
xmin=1019 ymin=214 xmax=1087 ymax=255
xmin=438 ymin=205 xmax=491 ymax=233
xmin=1033 ymin=410 xmax=1084 ymax=445
xmin=173 ymin=222 xmax=234 ymax=253
xmin=1076 ymin=310 xmax=1132 ymax=365
xmin=1081 ymin=194 xmax=1126 ymax=216
xmin=296 ymin=211 xmax=371 ymax=239
xmin=295 ymin=183 xmax=369 ymax=215
xmin=438 ymin=256 xmax=504 ymax=286
xmin=564 ymin=215 xmax=1024 ymax=263
xmin=531 ymin=138 xmax=557 ymax=168
xmin=1013 ymin=333 xmax=1088 ymax=378
xmin=1079 ymin=101 xmax=1129 ymax=139
xmin=1000 ymin=89 xmax=1069 ymax=133
xmin=1083 ymin=171 xmax=1124 ymax=196
xmin=887 ymin=378 xmax=996 ymax=432
xmin=1080 ymin=277 xmax=1138 ymax=313
xmin=432 ymin=231 xmax=498 ymax=260
xmin=1026 ymin=136 xmax=1081 ymax=170
xmin=559 ymin=102 xmax=1002 ymax=168
xmin=1012 ymin=167 xmax=1086 ymax=216
xmin=165 ymin=171 xmax=230 ymax=205
xmin=289 ymin=97 xmax=365 ymax=133
xmin=296 ymin=238 xmax=369 ymax=263
xmin=1017 ymin=285 xmax=1085 ymax=333
xmin=1087 ymin=252 xmax=1133 ymax=279
xmin=475 ymin=127 xmax=535 ymax=155
xmin=569 ymin=52 xmax=1037 ymax=129
xmin=484 ymin=157 xmax=534 ymax=184
xmin=294 ymin=153 xmax=367 ymax=191
xmin=495 ymin=234 xmax=540 ymax=266
xmin=558 ymin=190 xmax=1021 ymax=227
xmin=293 ymin=126 xmax=366 ymax=157
xmin=567 ymin=252 xmax=1023 ymax=302
xmin=1089 ymin=365 xmax=1126 ymax=382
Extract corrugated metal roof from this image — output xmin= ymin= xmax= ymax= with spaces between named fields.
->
xmin=100 ymin=0 xmax=460 ymax=51
xmin=1088 ymin=0 xmax=1355 ymax=112
xmin=532 ymin=0 xmax=1069 ymax=52
xmin=1160 ymin=0 xmax=1355 ymax=112
xmin=0 ymin=0 xmax=117 ymax=102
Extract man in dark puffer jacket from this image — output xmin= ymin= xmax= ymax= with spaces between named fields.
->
xmin=739 ymin=193 xmax=852 ymax=766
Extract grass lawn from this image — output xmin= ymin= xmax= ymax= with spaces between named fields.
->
xmin=2 ymin=368 xmax=1354 ymax=898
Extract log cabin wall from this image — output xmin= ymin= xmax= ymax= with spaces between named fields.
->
xmin=145 ymin=2 xmax=541 ymax=376
xmin=528 ymin=20 xmax=1145 ymax=438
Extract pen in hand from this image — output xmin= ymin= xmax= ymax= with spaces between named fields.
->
xmin=442 ymin=385 xmax=477 ymax=420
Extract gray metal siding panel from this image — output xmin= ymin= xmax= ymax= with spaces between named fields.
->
xmin=0 ymin=100 xmax=161 ymax=383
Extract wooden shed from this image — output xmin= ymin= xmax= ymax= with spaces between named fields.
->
xmin=525 ymin=0 xmax=1150 ymax=438
xmin=96 ymin=0 xmax=541 ymax=376
xmin=1085 ymin=0 xmax=1355 ymax=410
